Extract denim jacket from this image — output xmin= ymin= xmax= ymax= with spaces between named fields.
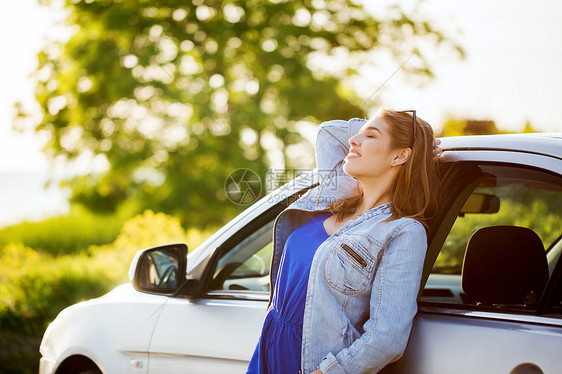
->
xmin=269 ymin=118 xmax=427 ymax=374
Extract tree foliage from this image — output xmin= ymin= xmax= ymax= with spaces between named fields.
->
xmin=439 ymin=118 xmax=540 ymax=136
xmin=22 ymin=0 xmax=458 ymax=228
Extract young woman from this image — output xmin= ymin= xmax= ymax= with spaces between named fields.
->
xmin=247 ymin=109 xmax=441 ymax=374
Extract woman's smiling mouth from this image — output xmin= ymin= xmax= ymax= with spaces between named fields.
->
xmin=346 ymin=149 xmax=361 ymax=159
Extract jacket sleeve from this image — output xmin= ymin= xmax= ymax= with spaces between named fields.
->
xmin=318 ymin=221 xmax=428 ymax=374
xmin=315 ymin=118 xmax=366 ymax=176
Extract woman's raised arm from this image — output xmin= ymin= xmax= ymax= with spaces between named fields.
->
xmin=315 ymin=118 xmax=366 ymax=174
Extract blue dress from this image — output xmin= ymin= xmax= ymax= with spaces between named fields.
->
xmin=247 ymin=212 xmax=331 ymax=374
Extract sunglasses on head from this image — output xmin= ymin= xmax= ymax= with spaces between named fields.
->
xmin=397 ymin=110 xmax=416 ymax=148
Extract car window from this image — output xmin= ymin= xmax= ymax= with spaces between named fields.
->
xmin=423 ymin=164 xmax=562 ymax=312
xmin=210 ymin=220 xmax=274 ymax=293
xmin=204 ymin=184 xmax=316 ymax=298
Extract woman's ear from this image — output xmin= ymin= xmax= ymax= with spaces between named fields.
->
xmin=391 ymin=148 xmax=412 ymax=166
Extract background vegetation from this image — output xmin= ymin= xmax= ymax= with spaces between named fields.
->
xmin=0 ymin=209 xmax=214 ymax=373
xmin=16 ymin=0 xmax=459 ymax=228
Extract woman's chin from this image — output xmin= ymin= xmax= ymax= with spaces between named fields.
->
xmin=342 ymin=164 xmax=356 ymax=177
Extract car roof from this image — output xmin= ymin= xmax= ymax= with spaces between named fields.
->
xmin=439 ymin=133 xmax=562 ymax=160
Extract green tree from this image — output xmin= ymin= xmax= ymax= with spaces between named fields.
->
xmin=522 ymin=121 xmax=539 ymax=133
xmin=19 ymin=0 xmax=460 ymax=228
xmin=440 ymin=119 xmax=501 ymax=136
xmin=440 ymin=118 xmax=542 ymax=137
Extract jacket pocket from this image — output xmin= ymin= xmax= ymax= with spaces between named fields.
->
xmin=324 ymin=239 xmax=376 ymax=294
xmin=340 ymin=243 xmax=368 ymax=268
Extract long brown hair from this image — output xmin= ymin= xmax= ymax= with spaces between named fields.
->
xmin=328 ymin=108 xmax=440 ymax=228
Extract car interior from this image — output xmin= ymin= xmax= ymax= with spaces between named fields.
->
xmin=421 ymin=164 xmax=562 ymax=312
xmin=461 ymin=225 xmax=548 ymax=308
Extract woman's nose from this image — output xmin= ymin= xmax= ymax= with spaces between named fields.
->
xmin=349 ymin=133 xmax=361 ymax=146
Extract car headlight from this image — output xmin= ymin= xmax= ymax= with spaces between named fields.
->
xmin=40 ymin=321 xmax=57 ymax=357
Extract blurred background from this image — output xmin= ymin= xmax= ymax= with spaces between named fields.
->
xmin=1 ymin=0 xmax=561 ymax=372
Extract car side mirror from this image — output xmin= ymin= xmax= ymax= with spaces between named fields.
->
xmin=129 ymin=243 xmax=188 ymax=295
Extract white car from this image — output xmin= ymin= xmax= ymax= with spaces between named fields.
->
xmin=39 ymin=134 xmax=562 ymax=374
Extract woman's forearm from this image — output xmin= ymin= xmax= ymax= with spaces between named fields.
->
xmin=318 ymin=221 xmax=427 ymax=374
xmin=315 ymin=118 xmax=365 ymax=172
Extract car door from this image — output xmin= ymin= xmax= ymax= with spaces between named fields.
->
xmin=382 ymin=155 xmax=562 ymax=373
xmin=146 ymin=203 xmax=285 ymax=373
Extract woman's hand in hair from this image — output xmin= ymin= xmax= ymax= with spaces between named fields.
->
xmin=432 ymin=138 xmax=443 ymax=161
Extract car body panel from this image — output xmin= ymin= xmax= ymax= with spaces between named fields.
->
xmin=40 ymin=284 xmax=168 ymax=374
xmin=382 ymin=310 xmax=562 ymax=374
xmin=441 ymin=149 xmax=562 ymax=174
xmin=148 ymin=297 xmax=266 ymax=373
xmin=439 ymin=133 xmax=562 ymax=159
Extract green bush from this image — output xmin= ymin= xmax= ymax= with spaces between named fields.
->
xmin=0 ymin=243 xmax=114 ymax=335
xmin=0 ymin=331 xmax=41 ymax=374
xmin=0 ymin=209 xmax=216 ymax=374
xmin=0 ymin=210 xmax=216 ymax=336
xmin=0 ymin=203 xmax=138 ymax=255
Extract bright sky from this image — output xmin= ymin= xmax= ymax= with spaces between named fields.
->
xmin=362 ymin=0 xmax=562 ymax=132
xmin=0 ymin=0 xmax=69 ymax=225
xmin=0 ymin=0 xmax=561 ymax=226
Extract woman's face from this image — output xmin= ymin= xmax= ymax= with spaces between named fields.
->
xmin=343 ymin=116 xmax=399 ymax=180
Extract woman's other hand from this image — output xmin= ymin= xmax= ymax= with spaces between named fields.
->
xmin=311 ymin=370 xmax=323 ymax=374
xmin=433 ymin=138 xmax=443 ymax=161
